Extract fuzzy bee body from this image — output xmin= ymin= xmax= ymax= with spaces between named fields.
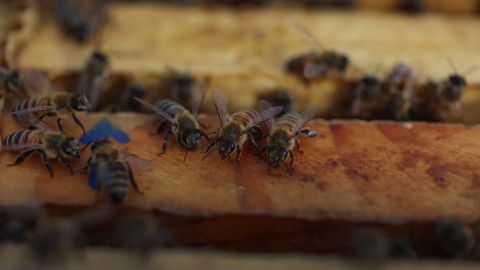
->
xmin=259 ymin=100 xmax=318 ymax=169
xmin=286 ymin=51 xmax=349 ymax=82
xmin=206 ymin=90 xmax=282 ymax=161
xmin=12 ymin=92 xmax=89 ymax=133
xmin=135 ymin=80 xmax=208 ymax=157
xmin=350 ymin=74 xmax=382 ymax=119
xmin=87 ymin=140 xmax=139 ymax=204
xmin=383 ymin=63 xmax=416 ymax=120
xmin=1 ymin=130 xmax=80 ymax=176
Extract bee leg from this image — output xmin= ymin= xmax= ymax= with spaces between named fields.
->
xmin=60 ymin=156 xmax=74 ymax=175
xmin=199 ymin=131 xmax=210 ymax=142
xmin=126 ymin=162 xmax=143 ymax=194
xmin=235 ymin=146 xmax=242 ymax=162
xmin=39 ymin=151 xmax=54 ymax=177
xmin=203 ymin=139 xmax=216 ymax=154
xmin=28 ymin=114 xmax=46 ymax=130
xmin=155 ymin=121 xmax=168 ymax=133
xmin=159 ymin=130 xmax=173 ymax=155
xmin=247 ymin=132 xmax=260 ymax=152
xmin=71 ymin=112 xmax=86 ymax=134
xmin=6 ymin=149 xmax=37 ymax=167
xmin=288 ymin=149 xmax=295 ymax=169
xmin=294 ymin=137 xmax=303 ymax=154
xmin=56 ymin=118 xmax=64 ymax=132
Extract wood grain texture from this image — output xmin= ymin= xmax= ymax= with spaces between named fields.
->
xmin=1 ymin=112 xmax=480 ymax=223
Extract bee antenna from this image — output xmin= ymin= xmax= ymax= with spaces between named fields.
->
xmin=462 ymin=64 xmax=480 ymax=77
xmin=201 ymin=148 xmax=214 ymax=161
xmin=447 ymin=57 xmax=459 ymax=74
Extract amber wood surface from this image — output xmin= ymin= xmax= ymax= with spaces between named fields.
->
xmin=1 ymin=113 xmax=480 ymax=223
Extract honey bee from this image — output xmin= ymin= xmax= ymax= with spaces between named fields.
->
xmin=286 ymin=22 xmax=349 ymax=83
xmin=1 ymin=129 xmax=80 ymax=176
xmin=77 ymin=51 xmax=109 ymax=110
xmin=415 ymin=60 xmax=477 ymax=122
xmin=382 ymin=62 xmax=416 ymax=120
xmin=259 ymin=100 xmax=318 ymax=169
xmin=12 ymin=92 xmax=91 ymax=133
xmin=434 ymin=220 xmax=475 ymax=258
xmin=350 ymin=73 xmax=382 ymax=119
xmin=134 ymin=81 xmax=209 ymax=160
xmin=351 ymin=230 xmax=416 ymax=259
xmin=52 ymin=0 xmax=109 ymax=43
xmin=258 ymin=88 xmax=293 ymax=116
xmin=79 ymin=119 xmax=139 ymax=204
xmin=203 ymin=90 xmax=282 ymax=162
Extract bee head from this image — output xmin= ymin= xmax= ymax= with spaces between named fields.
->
xmin=216 ymin=138 xmax=235 ymax=159
xmin=267 ymin=146 xmax=288 ymax=167
xmin=337 ymin=54 xmax=350 ymax=72
xmin=179 ymin=129 xmax=202 ymax=150
xmin=88 ymin=51 xmax=109 ymax=75
xmin=62 ymin=137 xmax=81 ymax=158
xmin=71 ymin=94 xmax=91 ymax=111
xmin=360 ymin=75 xmax=380 ymax=100
xmin=442 ymin=74 xmax=466 ymax=101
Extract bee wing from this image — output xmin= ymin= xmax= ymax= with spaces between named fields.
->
xmin=244 ymin=106 xmax=283 ymax=132
xmin=80 ymin=118 xmax=130 ymax=145
xmin=88 ymin=164 xmax=100 ymax=190
xmin=21 ymin=69 xmax=58 ymax=97
xmin=134 ymin=97 xmax=176 ymax=125
xmin=304 ymin=62 xmax=327 ymax=79
xmin=292 ymin=107 xmax=319 ymax=135
xmin=212 ymin=89 xmax=230 ymax=127
xmin=11 ymin=106 xmax=57 ymax=115
xmin=1 ymin=143 xmax=45 ymax=152
xmin=123 ymin=152 xmax=153 ymax=173
xmin=258 ymin=99 xmax=275 ymax=132
xmin=191 ymin=77 xmax=209 ymax=117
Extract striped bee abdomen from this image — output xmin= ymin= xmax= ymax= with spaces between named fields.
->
xmin=2 ymin=130 xmax=42 ymax=151
xmin=13 ymin=96 xmax=54 ymax=123
xmin=98 ymin=161 xmax=130 ymax=203
xmin=276 ymin=112 xmax=302 ymax=130
xmin=231 ymin=109 xmax=259 ymax=127
xmin=155 ymin=99 xmax=188 ymax=118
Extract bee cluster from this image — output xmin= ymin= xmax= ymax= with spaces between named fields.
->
xmin=1 ymin=0 xmax=480 ymax=265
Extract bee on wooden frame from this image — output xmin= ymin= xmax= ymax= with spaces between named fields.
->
xmin=77 ymin=51 xmax=110 ymax=110
xmin=134 ymin=80 xmax=209 ymax=161
xmin=203 ymin=90 xmax=282 ymax=162
xmin=80 ymin=119 xmax=142 ymax=204
xmin=285 ymin=22 xmax=350 ymax=83
xmin=415 ymin=59 xmax=478 ymax=122
xmin=1 ymin=128 xmax=80 ymax=177
xmin=11 ymin=78 xmax=91 ymax=133
xmin=258 ymin=99 xmax=318 ymax=170
xmin=434 ymin=220 xmax=475 ymax=258
xmin=350 ymin=72 xmax=383 ymax=119
xmin=382 ymin=61 xmax=416 ymax=120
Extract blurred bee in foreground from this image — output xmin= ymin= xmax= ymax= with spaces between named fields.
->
xmin=434 ymin=219 xmax=475 ymax=258
xmin=9 ymin=64 xmax=90 ymax=133
xmin=286 ymin=22 xmax=349 ymax=83
xmin=113 ymin=215 xmax=178 ymax=259
xmin=257 ymin=88 xmax=293 ymax=116
xmin=351 ymin=230 xmax=416 ymax=259
xmin=382 ymin=62 xmax=416 ymax=120
xmin=415 ymin=59 xmax=478 ymax=122
xmin=259 ymin=100 xmax=318 ymax=169
xmin=204 ymin=90 xmax=282 ymax=162
xmin=28 ymin=207 xmax=110 ymax=264
xmin=135 ymin=80 xmax=209 ymax=161
xmin=52 ymin=0 xmax=109 ymax=43
xmin=1 ymin=129 xmax=80 ymax=176
xmin=77 ymin=51 xmax=110 ymax=110
xmin=80 ymin=119 xmax=141 ymax=204
xmin=350 ymin=72 xmax=383 ymax=119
